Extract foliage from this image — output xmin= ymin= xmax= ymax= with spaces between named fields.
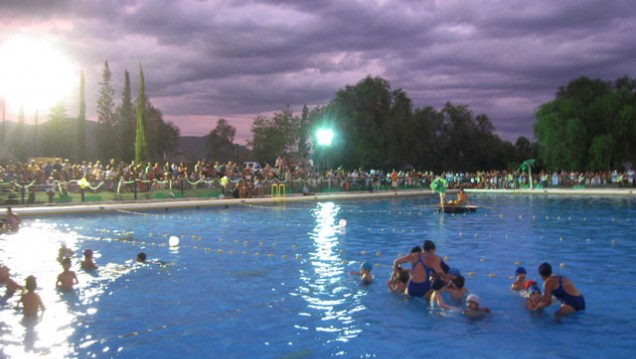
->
xmin=96 ymin=61 xmax=117 ymax=161
xmin=135 ymin=63 xmax=148 ymax=163
xmin=249 ymin=105 xmax=300 ymax=164
xmin=41 ymin=101 xmax=74 ymax=159
xmin=77 ymin=70 xmax=86 ymax=161
xmin=117 ymin=70 xmax=135 ymax=162
xmin=144 ymin=103 xmax=180 ymax=161
xmin=534 ymin=76 xmax=636 ymax=171
xmin=206 ymin=119 xmax=236 ymax=162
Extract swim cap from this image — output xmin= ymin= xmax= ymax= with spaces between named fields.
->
xmin=528 ymin=284 xmax=541 ymax=295
xmin=84 ymin=249 xmax=93 ymax=257
xmin=466 ymin=294 xmax=480 ymax=304
xmin=449 ymin=267 xmax=461 ymax=276
xmin=524 ymin=280 xmax=538 ymax=290
xmin=515 ymin=266 xmax=527 ymax=276
xmin=361 ymin=261 xmax=373 ymax=271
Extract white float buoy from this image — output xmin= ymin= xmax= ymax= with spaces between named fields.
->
xmin=339 ymin=219 xmax=347 ymax=228
xmin=169 ymin=235 xmax=180 ymax=247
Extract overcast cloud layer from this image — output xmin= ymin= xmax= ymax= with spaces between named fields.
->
xmin=1 ymin=0 xmax=635 ymax=144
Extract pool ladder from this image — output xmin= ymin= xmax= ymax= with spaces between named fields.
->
xmin=271 ymin=183 xmax=286 ymax=204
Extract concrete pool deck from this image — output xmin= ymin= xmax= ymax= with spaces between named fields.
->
xmin=11 ymin=186 xmax=635 ymax=217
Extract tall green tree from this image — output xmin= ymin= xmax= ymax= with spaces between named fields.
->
xmin=535 ymin=76 xmax=636 ymax=171
xmin=144 ymin=102 xmax=180 ymax=161
xmin=297 ymin=105 xmax=311 ymax=160
xmin=42 ymin=101 xmax=72 ymax=158
xmin=11 ymin=106 xmax=27 ymax=161
xmin=206 ymin=119 xmax=236 ymax=161
xmin=116 ymin=70 xmax=135 ymax=161
xmin=135 ymin=63 xmax=148 ymax=163
xmin=249 ymin=105 xmax=300 ymax=164
xmin=96 ymin=61 xmax=117 ymax=161
xmin=77 ymin=70 xmax=86 ymax=161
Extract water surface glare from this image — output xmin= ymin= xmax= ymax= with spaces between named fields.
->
xmin=1 ymin=194 xmax=635 ymax=358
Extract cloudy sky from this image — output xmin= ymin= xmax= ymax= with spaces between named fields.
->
xmin=0 ymin=0 xmax=634 ymax=144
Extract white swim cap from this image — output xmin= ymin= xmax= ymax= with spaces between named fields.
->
xmin=466 ymin=294 xmax=480 ymax=304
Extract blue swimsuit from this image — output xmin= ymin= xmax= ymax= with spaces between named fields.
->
xmin=552 ymin=276 xmax=585 ymax=311
xmin=407 ymin=254 xmax=432 ymax=297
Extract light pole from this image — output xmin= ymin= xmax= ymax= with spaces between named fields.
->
xmin=316 ymin=129 xmax=333 ymax=193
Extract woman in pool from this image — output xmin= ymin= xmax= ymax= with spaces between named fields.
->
xmin=393 ymin=241 xmax=445 ymax=298
xmin=537 ymin=262 xmax=585 ymax=315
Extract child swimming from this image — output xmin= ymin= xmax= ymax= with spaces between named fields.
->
xmin=462 ymin=294 xmax=490 ymax=319
xmin=511 ymin=266 xmax=527 ymax=291
xmin=350 ymin=261 xmax=374 ymax=284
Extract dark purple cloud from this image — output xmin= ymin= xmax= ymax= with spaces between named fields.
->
xmin=1 ymin=0 xmax=634 ymax=144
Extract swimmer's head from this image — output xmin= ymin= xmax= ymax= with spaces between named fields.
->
xmin=410 ymin=246 xmax=422 ymax=253
xmin=431 ymin=277 xmax=445 ymax=290
xmin=528 ymin=284 xmax=541 ymax=295
xmin=62 ymin=257 xmax=71 ymax=267
xmin=84 ymin=249 xmax=93 ymax=257
xmin=423 ymin=240 xmax=436 ymax=252
xmin=398 ymin=269 xmax=410 ymax=284
xmin=538 ymin=262 xmax=552 ymax=278
xmin=453 ymin=275 xmax=465 ymax=289
xmin=25 ymin=275 xmax=37 ymax=291
xmin=466 ymin=293 xmax=480 ymax=305
xmin=137 ymin=252 xmax=147 ymax=262
xmin=524 ymin=280 xmax=538 ymax=290
xmin=361 ymin=261 xmax=373 ymax=272
xmin=515 ymin=266 xmax=527 ymax=276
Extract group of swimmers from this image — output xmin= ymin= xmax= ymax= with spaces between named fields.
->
xmin=0 ymin=246 xmax=154 ymax=318
xmin=351 ymin=239 xmax=585 ymax=317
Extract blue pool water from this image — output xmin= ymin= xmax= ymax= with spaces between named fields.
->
xmin=1 ymin=194 xmax=635 ymax=358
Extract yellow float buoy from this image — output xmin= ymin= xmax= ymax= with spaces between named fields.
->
xmin=489 ymin=273 xmax=496 ymax=277
xmin=515 ymin=261 xmax=521 ymax=266
xmin=560 ymin=263 xmax=566 ymax=268
xmin=468 ymin=272 xmax=475 ymax=277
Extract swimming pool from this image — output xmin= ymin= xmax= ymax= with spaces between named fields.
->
xmin=1 ymin=194 xmax=635 ymax=358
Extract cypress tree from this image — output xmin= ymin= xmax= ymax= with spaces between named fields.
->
xmin=77 ymin=70 xmax=86 ymax=161
xmin=135 ymin=63 xmax=148 ymax=163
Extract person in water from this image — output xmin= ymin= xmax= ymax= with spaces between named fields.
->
xmin=81 ymin=249 xmax=98 ymax=270
xmin=511 ymin=266 xmax=527 ymax=291
xmin=350 ymin=261 xmax=374 ymax=284
xmin=0 ymin=265 xmax=23 ymax=300
xmin=57 ymin=258 xmax=79 ymax=291
xmin=445 ymin=275 xmax=468 ymax=302
xmin=537 ymin=262 xmax=585 ymax=315
xmin=387 ymin=265 xmax=410 ymax=293
xmin=393 ymin=241 xmax=445 ymax=298
xmin=430 ymin=277 xmax=458 ymax=310
xmin=525 ymin=280 xmax=543 ymax=311
xmin=462 ymin=293 xmax=490 ymax=318
xmin=19 ymin=276 xmax=45 ymax=317
xmin=3 ymin=207 xmax=21 ymax=232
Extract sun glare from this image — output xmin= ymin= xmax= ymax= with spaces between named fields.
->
xmin=0 ymin=37 xmax=77 ymax=114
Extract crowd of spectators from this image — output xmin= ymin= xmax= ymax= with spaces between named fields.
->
xmin=0 ymin=156 xmax=634 ymax=204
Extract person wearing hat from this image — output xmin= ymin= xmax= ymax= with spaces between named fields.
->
xmin=463 ymin=293 xmax=490 ymax=318
xmin=349 ymin=261 xmax=374 ymax=284
xmin=525 ymin=280 xmax=543 ymax=311
xmin=511 ymin=266 xmax=527 ymax=291
xmin=81 ymin=249 xmax=98 ymax=271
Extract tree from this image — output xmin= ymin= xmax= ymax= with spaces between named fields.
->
xmin=249 ymin=106 xmax=300 ymax=164
xmin=144 ymin=102 xmax=179 ymax=161
xmin=41 ymin=101 xmax=73 ymax=158
xmin=206 ymin=119 xmax=236 ymax=161
xmin=117 ymin=70 xmax=135 ymax=162
xmin=96 ymin=61 xmax=117 ymax=161
xmin=297 ymin=105 xmax=311 ymax=160
xmin=534 ymin=75 xmax=636 ymax=171
xmin=135 ymin=63 xmax=148 ymax=163
xmin=11 ymin=106 xmax=27 ymax=161
xmin=77 ymin=70 xmax=86 ymax=161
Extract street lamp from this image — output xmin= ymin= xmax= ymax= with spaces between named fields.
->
xmin=316 ymin=128 xmax=334 ymax=192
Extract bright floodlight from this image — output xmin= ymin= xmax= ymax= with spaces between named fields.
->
xmin=316 ymin=129 xmax=334 ymax=146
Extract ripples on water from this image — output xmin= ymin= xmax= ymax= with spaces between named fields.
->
xmin=0 ymin=195 xmax=634 ymax=358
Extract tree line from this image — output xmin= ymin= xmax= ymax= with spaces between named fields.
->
xmin=5 ymin=70 xmax=634 ymax=173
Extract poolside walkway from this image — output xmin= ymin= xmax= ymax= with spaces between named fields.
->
xmin=12 ymin=187 xmax=636 ymax=217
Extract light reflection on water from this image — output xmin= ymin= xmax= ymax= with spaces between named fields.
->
xmin=0 ymin=223 xmax=132 ymax=358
